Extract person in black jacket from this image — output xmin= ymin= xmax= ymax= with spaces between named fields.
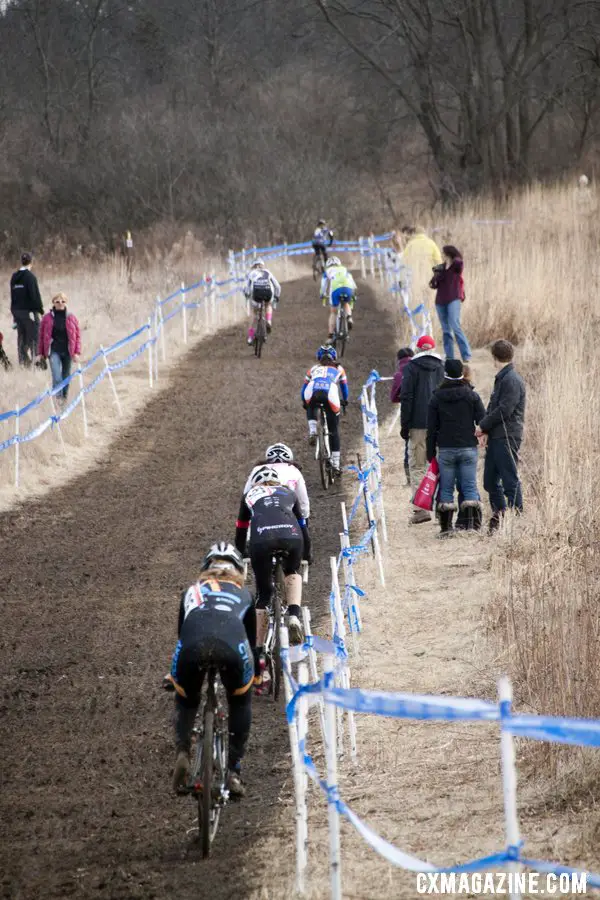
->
xmin=400 ymin=335 xmax=444 ymax=524
xmin=10 ymin=252 xmax=44 ymax=367
xmin=427 ymin=359 xmax=486 ymax=535
xmin=476 ymin=340 xmax=526 ymax=530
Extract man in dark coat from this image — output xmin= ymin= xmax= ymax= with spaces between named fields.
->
xmin=400 ymin=334 xmax=444 ymax=523
xmin=476 ymin=339 xmax=526 ymax=530
xmin=10 ymin=252 xmax=44 ymax=367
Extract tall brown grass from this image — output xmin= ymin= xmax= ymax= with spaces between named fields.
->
xmin=433 ymin=183 xmax=600 ymax=792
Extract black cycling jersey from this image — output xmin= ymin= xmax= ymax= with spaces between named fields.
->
xmin=177 ymin=579 xmax=254 ymax=640
xmin=235 ymin=484 xmax=305 ymax=553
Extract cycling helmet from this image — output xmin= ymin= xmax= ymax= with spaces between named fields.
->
xmin=317 ymin=344 xmax=337 ymax=362
xmin=252 ymin=258 xmax=265 ymax=268
xmin=201 ymin=542 xmax=245 ymax=574
xmin=326 ymin=256 xmax=341 ymax=268
xmin=266 ymin=443 xmax=294 ymax=464
xmin=250 ymin=466 xmax=281 ymax=487
xmin=317 ymin=219 xmax=326 ymax=226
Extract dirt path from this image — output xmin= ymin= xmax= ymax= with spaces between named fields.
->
xmin=0 ymin=276 xmax=396 ymax=900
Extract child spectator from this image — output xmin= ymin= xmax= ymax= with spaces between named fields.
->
xmin=390 ymin=347 xmax=414 ymax=484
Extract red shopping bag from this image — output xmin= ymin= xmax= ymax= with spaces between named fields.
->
xmin=413 ymin=458 xmax=439 ymax=510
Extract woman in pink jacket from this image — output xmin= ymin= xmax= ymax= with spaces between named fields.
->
xmin=38 ymin=293 xmax=82 ymax=401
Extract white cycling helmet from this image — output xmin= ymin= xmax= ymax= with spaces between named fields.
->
xmin=252 ymin=258 xmax=265 ymax=268
xmin=250 ymin=466 xmax=281 ymax=487
xmin=201 ymin=542 xmax=245 ymax=574
xmin=266 ymin=442 xmax=294 ymax=464
xmin=326 ymin=256 xmax=341 ymax=268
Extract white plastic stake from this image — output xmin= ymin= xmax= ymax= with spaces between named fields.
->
xmin=146 ymin=319 xmax=153 ymax=389
xmin=99 ymin=345 xmax=123 ymax=414
xmin=49 ymin=394 xmax=67 ymax=456
xmin=204 ymin=275 xmax=210 ymax=331
xmin=301 ymin=606 xmax=327 ymax=746
xmin=498 ymin=677 xmax=522 ymax=900
xmin=297 ymin=663 xmax=310 ymax=896
xmin=14 ymin=405 xmax=20 ymax=488
xmin=365 ymin=487 xmax=385 ymax=587
xmin=210 ymin=275 xmax=217 ymax=327
xmin=368 ymin=235 xmax=375 ymax=277
xmin=330 ymin=557 xmax=357 ymax=761
xmin=387 ymin=406 xmax=401 ymax=436
xmin=323 ymin=655 xmax=342 ymax=900
xmin=368 ymin=380 xmax=388 ymax=543
xmin=181 ymin=283 xmax=188 ymax=344
xmin=359 ymin=236 xmax=366 ymax=279
xmin=78 ymin=369 xmax=88 ymax=438
xmin=281 ymin=627 xmax=307 ymax=897
xmin=284 ymin=241 xmax=290 ymax=279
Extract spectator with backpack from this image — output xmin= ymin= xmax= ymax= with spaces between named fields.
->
xmin=244 ymin=259 xmax=281 ymax=346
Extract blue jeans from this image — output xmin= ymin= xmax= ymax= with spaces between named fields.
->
xmin=483 ymin=439 xmax=523 ymax=513
xmin=50 ymin=351 xmax=72 ymax=399
xmin=437 ymin=446 xmax=480 ymax=504
xmin=436 ymin=300 xmax=471 ymax=360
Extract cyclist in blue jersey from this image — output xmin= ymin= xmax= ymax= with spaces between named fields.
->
xmin=301 ymin=345 xmax=349 ymax=475
xmin=312 ymin=219 xmax=334 ymax=267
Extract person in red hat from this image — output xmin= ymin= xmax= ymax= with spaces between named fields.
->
xmin=400 ymin=334 xmax=444 ymax=524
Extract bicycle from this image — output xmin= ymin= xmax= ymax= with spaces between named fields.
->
xmin=312 ymin=249 xmax=326 ymax=281
xmin=253 ymin=302 xmax=267 ymax=358
xmin=248 ymin=555 xmax=309 ymax=701
xmin=314 ymin=402 xmax=335 ymax=490
xmin=333 ymin=305 xmax=349 ymax=358
xmin=177 ymin=668 xmax=230 ymax=858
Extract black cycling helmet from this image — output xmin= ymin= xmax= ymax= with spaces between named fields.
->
xmin=201 ymin=542 xmax=244 ymax=574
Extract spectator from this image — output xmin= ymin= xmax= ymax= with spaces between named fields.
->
xmin=400 ymin=335 xmax=444 ymax=524
xmin=401 ymin=226 xmax=442 ymax=309
xmin=402 ymin=226 xmax=442 ymax=270
xmin=430 ymin=244 xmax=472 ymax=362
xmin=0 ymin=332 xmax=12 ymax=370
xmin=38 ymin=292 xmax=81 ymax=403
xmin=427 ymin=359 xmax=486 ymax=536
xmin=10 ymin=251 xmax=44 ymax=367
xmin=390 ymin=347 xmax=414 ymax=484
xmin=475 ymin=340 xmax=526 ymax=531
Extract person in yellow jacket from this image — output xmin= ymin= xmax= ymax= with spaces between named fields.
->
xmin=402 ymin=226 xmax=442 ymax=270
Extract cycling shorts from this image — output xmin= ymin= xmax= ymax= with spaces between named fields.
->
xmin=249 ymin=534 xmax=304 ymax=609
xmin=330 ymin=287 xmax=355 ymax=308
xmin=173 ymin=612 xmax=254 ymax=705
xmin=251 ymin=297 xmax=273 ymax=311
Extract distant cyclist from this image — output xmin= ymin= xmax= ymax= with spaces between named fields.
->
xmin=301 ymin=345 xmax=349 ymax=475
xmin=235 ymin=467 xmax=311 ymax=649
xmin=244 ymin=259 xmax=281 ymax=346
xmin=243 ymin=443 xmax=310 ymax=519
xmin=312 ymin=219 xmax=334 ymax=268
xmin=320 ymin=257 xmax=357 ymax=341
xmin=167 ymin=542 xmax=256 ymax=799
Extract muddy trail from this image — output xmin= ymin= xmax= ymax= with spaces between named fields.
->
xmin=0 ymin=276 xmax=396 ymax=900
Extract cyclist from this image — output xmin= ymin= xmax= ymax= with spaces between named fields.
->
xmin=312 ymin=219 xmax=334 ymax=268
xmin=320 ymin=257 xmax=357 ymax=341
xmin=235 ymin=467 xmax=311 ymax=649
xmin=244 ymin=259 xmax=281 ymax=346
xmin=167 ymin=542 xmax=256 ymax=799
xmin=243 ymin=443 xmax=310 ymax=519
xmin=301 ymin=344 xmax=349 ymax=474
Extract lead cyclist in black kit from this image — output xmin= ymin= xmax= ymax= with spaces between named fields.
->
xmin=235 ymin=466 xmax=312 ymax=656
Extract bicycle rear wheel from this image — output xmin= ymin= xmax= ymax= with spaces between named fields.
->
xmin=254 ymin=311 xmax=266 ymax=358
xmin=336 ymin=309 xmax=348 ymax=358
xmin=199 ymin=709 xmax=215 ymax=858
xmin=317 ymin=408 xmax=329 ymax=491
xmin=272 ymin=562 xmax=284 ymax=701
